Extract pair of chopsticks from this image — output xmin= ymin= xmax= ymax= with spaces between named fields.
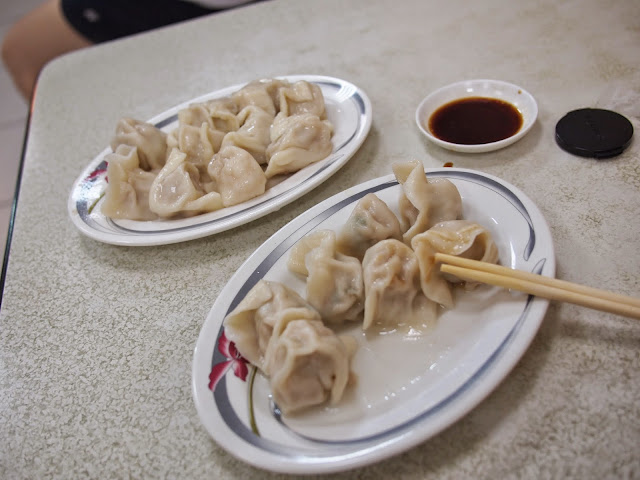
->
xmin=436 ymin=253 xmax=640 ymax=320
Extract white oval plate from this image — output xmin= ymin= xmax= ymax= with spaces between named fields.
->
xmin=415 ymin=79 xmax=538 ymax=153
xmin=192 ymin=167 xmax=555 ymax=475
xmin=67 ymin=75 xmax=372 ymax=246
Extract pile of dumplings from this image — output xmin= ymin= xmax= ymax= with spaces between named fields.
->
xmin=100 ymin=78 xmax=334 ymax=221
xmin=223 ymin=160 xmax=499 ymax=415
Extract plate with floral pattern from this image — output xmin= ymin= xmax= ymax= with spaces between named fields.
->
xmin=192 ymin=167 xmax=555 ymax=474
xmin=67 ymin=75 xmax=372 ymax=246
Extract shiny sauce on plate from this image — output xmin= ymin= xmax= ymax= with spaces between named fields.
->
xmin=428 ymin=97 xmax=523 ymax=145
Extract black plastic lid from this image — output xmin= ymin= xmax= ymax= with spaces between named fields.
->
xmin=555 ymin=108 xmax=633 ymax=159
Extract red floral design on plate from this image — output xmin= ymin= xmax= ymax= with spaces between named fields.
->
xmin=86 ymin=166 xmax=107 ymax=181
xmin=208 ymin=331 xmax=249 ymax=392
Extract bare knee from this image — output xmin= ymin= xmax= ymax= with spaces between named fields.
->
xmin=1 ymin=22 xmax=37 ymax=100
xmin=2 ymin=0 xmax=92 ymax=101
xmin=0 ymin=29 xmax=13 ymax=69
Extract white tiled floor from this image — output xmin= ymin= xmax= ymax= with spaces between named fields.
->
xmin=0 ymin=0 xmax=45 ymax=262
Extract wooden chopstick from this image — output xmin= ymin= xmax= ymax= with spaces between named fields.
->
xmin=435 ymin=253 xmax=640 ymax=319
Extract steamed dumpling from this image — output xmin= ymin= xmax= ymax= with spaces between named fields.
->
xmin=179 ymin=97 xmax=240 ymax=133
xmin=220 ymin=105 xmax=274 ymax=164
xmin=110 ymin=117 xmax=168 ymax=171
xmin=288 ymin=230 xmax=364 ymax=324
xmin=231 ymin=78 xmax=288 ymax=117
xmin=148 ymin=148 xmax=223 ymax=217
xmin=268 ymin=319 xmax=357 ymax=414
xmin=177 ymin=103 xmax=213 ymax=130
xmin=392 ymin=160 xmax=462 ymax=245
xmin=411 ymin=220 xmax=499 ymax=308
xmin=207 ymin=145 xmax=267 ymax=207
xmin=223 ymin=280 xmax=321 ymax=373
xmin=278 ymin=80 xmax=327 ymax=119
xmin=336 ymin=193 xmax=403 ymax=260
xmin=287 ymin=229 xmax=335 ymax=276
xmin=176 ymin=99 xmax=240 ymax=157
xmin=362 ymin=239 xmax=438 ymax=332
xmin=100 ymin=144 xmax=158 ymax=221
xmin=265 ymin=113 xmax=333 ymax=178
xmin=167 ymin=122 xmax=221 ymax=176
xmin=203 ymin=97 xmax=240 ymax=132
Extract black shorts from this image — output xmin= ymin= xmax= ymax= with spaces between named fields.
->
xmin=60 ymin=0 xmax=230 ymax=43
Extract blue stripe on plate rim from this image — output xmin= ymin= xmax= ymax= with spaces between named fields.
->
xmin=209 ymin=169 xmax=547 ymax=457
xmin=74 ymin=79 xmax=368 ymax=237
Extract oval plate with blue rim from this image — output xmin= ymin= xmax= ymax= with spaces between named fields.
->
xmin=192 ymin=167 xmax=555 ymax=474
xmin=67 ymin=75 xmax=372 ymax=246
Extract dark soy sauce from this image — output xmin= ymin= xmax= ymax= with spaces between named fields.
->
xmin=428 ymin=97 xmax=523 ymax=145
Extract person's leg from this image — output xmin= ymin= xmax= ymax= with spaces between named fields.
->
xmin=1 ymin=0 xmax=92 ymax=101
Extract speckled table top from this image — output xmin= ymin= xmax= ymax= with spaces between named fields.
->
xmin=1 ymin=0 xmax=639 ymax=478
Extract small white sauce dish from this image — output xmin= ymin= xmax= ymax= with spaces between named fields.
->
xmin=415 ymin=79 xmax=538 ymax=153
